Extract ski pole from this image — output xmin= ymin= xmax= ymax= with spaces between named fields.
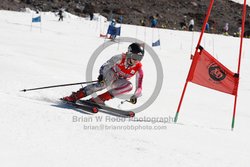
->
xmin=121 ymin=100 xmax=132 ymax=104
xmin=20 ymin=80 xmax=98 ymax=92
xmin=118 ymin=100 xmax=130 ymax=109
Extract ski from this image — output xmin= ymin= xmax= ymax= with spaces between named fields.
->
xmin=60 ymin=99 xmax=99 ymax=113
xmin=78 ymin=100 xmax=135 ymax=118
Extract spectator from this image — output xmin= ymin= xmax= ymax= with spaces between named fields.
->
xmin=118 ymin=16 xmax=123 ymax=23
xmin=223 ymin=23 xmax=229 ymax=35
xmin=89 ymin=12 xmax=94 ymax=20
xmin=58 ymin=9 xmax=64 ymax=21
xmin=238 ymin=27 xmax=242 ymax=36
xmin=140 ymin=19 xmax=146 ymax=26
xmin=180 ymin=15 xmax=187 ymax=30
xmin=205 ymin=22 xmax=210 ymax=32
xmin=188 ymin=19 xmax=194 ymax=31
xmin=109 ymin=19 xmax=117 ymax=40
xmin=150 ymin=14 xmax=158 ymax=28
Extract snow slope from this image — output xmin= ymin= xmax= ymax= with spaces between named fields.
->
xmin=232 ymin=0 xmax=250 ymax=5
xmin=1 ymin=10 xmax=250 ymax=167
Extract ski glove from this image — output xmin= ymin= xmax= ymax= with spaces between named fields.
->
xmin=130 ymin=95 xmax=137 ymax=104
xmin=98 ymin=74 xmax=104 ymax=83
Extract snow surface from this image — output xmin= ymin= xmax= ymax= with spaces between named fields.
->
xmin=0 ymin=9 xmax=250 ymax=167
xmin=231 ymin=0 xmax=250 ymax=5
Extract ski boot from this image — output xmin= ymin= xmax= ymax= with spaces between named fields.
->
xmin=88 ymin=92 xmax=113 ymax=105
xmin=62 ymin=90 xmax=86 ymax=103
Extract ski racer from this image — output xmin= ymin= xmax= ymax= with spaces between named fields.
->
xmin=62 ymin=43 xmax=144 ymax=105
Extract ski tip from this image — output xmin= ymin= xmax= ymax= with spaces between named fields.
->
xmin=129 ymin=111 xmax=135 ymax=118
xmin=59 ymin=98 xmax=65 ymax=101
xmin=92 ymin=107 xmax=99 ymax=113
xmin=59 ymin=98 xmax=76 ymax=104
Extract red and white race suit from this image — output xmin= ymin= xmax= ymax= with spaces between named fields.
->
xmin=83 ymin=53 xmax=143 ymax=98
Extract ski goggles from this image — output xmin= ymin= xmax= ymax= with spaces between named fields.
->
xmin=126 ymin=52 xmax=143 ymax=61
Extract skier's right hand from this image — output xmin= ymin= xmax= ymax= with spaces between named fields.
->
xmin=130 ymin=95 xmax=137 ymax=104
xmin=98 ymin=74 xmax=104 ymax=83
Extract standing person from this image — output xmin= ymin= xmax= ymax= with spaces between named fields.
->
xmin=89 ymin=12 xmax=94 ymax=20
xmin=189 ymin=19 xmax=194 ymax=31
xmin=205 ymin=22 xmax=210 ymax=32
xmin=109 ymin=19 xmax=117 ymax=40
xmin=237 ymin=26 xmax=241 ymax=37
xmin=118 ymin=16 xmax=123 ymax=23
xmin=180 ymin=15 xmax=187 ymax=30
xmin=62 ymin=43 xmax=144 ymax=105
xmin=140 ymin=19 xmax=146 ymax=26
xmin=87 ymin=2 xmax=95 ymax=21
xmin=223 ymin=23 xmax=229 ymax=35
xmin=58 ymin=9 xmax=64 ymax=21
xmin=150 ymin=14 xmax=158 ymax=28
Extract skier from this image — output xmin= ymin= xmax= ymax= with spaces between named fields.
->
xmin=62 ymin=43 xmax=144 ymax=105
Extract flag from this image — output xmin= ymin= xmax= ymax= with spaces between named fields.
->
xmin=32 ymin=16 xmax=41 ymax=23
xmin=152 ymin=39 xmax=160 ymax=47
xmin=187 ymin=46 xmax=239 ymax=95
xmin=115 ymin=26 xmax=121 ymax=36
xmin=107 ymin=25 xmax=121 ymax=36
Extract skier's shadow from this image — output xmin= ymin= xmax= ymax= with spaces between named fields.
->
xmin=52 ymin=101 xmax=133 ymax=118
xmin=95 ymin=109 xmax=131 ymax=118
xmin=51 ymin=103 xmax=94 ymax=115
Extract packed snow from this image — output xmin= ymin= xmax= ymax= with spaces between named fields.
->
xmin=232 ymin=0 xmax=250 ymax=5
xmin=0 ymin=9 xmax=250 ymax=167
